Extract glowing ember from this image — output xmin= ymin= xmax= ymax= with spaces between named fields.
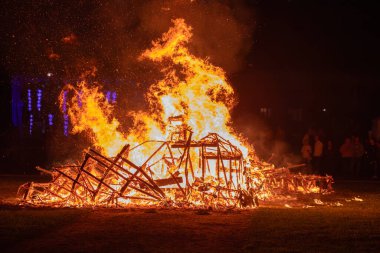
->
xmin=18 ymin=19 xmax=333 ymax=209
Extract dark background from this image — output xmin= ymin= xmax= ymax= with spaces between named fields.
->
xmin=0 ymin=0 xmax=379 ymax=173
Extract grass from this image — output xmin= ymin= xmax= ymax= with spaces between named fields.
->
xmin=0 ymin=175 xmax=379 ymax=252
xmin=244 ymin=181 xmax=380 ymax=252
xmin=245 ymin=204 xmax=380 ymax=252
xmin=0 ymin=208 xmax=89 ymax=250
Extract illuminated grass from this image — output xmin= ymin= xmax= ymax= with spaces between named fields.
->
xmin=0 ymin=176 xmax=379 ymax=253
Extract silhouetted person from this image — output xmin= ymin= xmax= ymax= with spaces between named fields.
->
xmin=313 ymin=135 xmax=323 ymax=174
xmin=302 ymin=132 xmax=311 ymax=147
xmin=340 ymin=137 xmax=353 ymax=179
xmin=324 ymin=140 xmax=336 ymax=176
xmin=301 ymin=138 xmax=312 ymax=173
xmin=352 ymin=136 xmax=364 ymax=178
xmin=366 ymin=135 xmax=377 ymax=179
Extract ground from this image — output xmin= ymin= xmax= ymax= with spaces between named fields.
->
xmin=0 ymin=175 xmax=379 ymax=253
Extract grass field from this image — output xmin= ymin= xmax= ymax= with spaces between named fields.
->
xmin=0 ymin=175 xmax=379 ymax=253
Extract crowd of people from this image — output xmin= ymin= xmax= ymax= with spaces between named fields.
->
xmin=300 ymin=131 xmax=380 ymax=179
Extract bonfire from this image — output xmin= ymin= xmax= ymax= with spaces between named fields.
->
xmin=18 ymin=19 xmax=333 ymax=209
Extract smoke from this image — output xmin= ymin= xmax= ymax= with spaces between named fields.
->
xmin=81 ymin=0 xmax=256 ymax=104
xmin=2 ymin=0 xmax=255 ymax=76
xmin=95 ymin=0 xmax=256 ymax=128
xmin=136 ymin=0 xmax=255 ymax=74
xmin=2 ymin=0 xmax=255 ymax=93
xmin=233 ymin=112 xmax=303 ymax=167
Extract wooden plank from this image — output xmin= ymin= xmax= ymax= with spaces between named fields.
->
xmin=154 ymin=176 xmax=183 ymax=187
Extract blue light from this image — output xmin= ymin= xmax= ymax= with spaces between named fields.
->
xmin=27 ymin=89 xmax=32 ymax=111
xmin=62 ymin=90 xmax=69 ymax=136
xmin=29 ymin=114 xmax=33 ymax=135
xmin=48 ymin=114 xmax=54 ymax=126
xmin=37 ymin=89 xmax=42 ymax=111
xmin=112 ymin=91 xmax=117 ymax=103
xmin=63 ymin=115 xmax=69 ymax=136
xmin=106 ymin=91 xmax=111 ymax=103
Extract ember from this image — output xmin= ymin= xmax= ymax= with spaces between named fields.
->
xmin=18 ymin=19 xmax=333 ymax=209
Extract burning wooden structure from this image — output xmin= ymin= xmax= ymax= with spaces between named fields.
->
xmin=18 ymin=18 xmax=333 ymax=209
xmin=18 ymin=119 xmax=333 ymax=209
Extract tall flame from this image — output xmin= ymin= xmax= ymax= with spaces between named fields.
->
xmin=140 ymin=18 xmax=248 ymax=156
xmin=62 ymin=18 xmax=249 ymax=158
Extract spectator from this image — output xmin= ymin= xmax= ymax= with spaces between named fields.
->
xmin=324 ymin=140 xmax=336 ymax=176
xmin=301 ymin=138 xmax=312 ymax=173
xmin=339 ymin=137 xmax=353 ymax=178
xmin=366 ymin=135 xmax=377 ymax=179
xmin=352 ymin=136 xmax=364 ymax=178
xmin=302 ymin=130 xmax=312 ymax=147
xmin=313 ymin=135 xmax=323 ymax=174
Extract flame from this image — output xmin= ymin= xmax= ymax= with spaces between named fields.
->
xmin=63 ymin=18 xmax=248 ymax=159
xmin=19 ymin=18 xmax=334 ymax=208
xmin=140 ymin=18 xmax=248 ymax=156
xmin=59 ymin=81 xmax=127 ymax=157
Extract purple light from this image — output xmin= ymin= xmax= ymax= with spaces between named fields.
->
xmin=112 ymin=91 xmax=117 ymax=103
xmin=37 ymin=89 xmax=42 ymax=111
xmin=27 ymin=89 xmax=32 ymax=111
xmin=63 ymin=115 xmax=69 ymax=136
xmin=48 ymin=114 xmax=54 ymax=126
xmin=29 ymin=114 xmax=33 ymax=135
xmin=62 ymin=90 xmax=69 ymax=136
xmin=106 ymin=91 xmax=111 ymax=103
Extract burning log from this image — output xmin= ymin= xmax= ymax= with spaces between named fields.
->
xmin=155 ymin=177 xmax=183 ymax=187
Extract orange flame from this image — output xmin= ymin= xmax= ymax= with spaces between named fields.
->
xmin=64 ymin=18 xmax=249 ymax=158
xmin=140 ymin=18 xmax=249 ymax=156
xmin=60 ymin=81 xmax=127 ymax=157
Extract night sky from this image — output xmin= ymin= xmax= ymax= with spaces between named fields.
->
xmin=235 ymin=1 xmax=379 ymax=119
xmin=0 ymin=0 xmax=379 ymax=149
